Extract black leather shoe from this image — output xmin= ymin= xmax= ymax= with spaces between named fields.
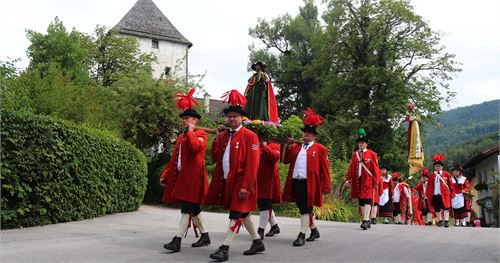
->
xmin=293 ymin=232 xmax=305 ymax=247
xmin=437 ymin=220 xmax=443 ymax=227
xmin=444 ymin=221 xmax=449 ymax=228
xmin=163 ymin=236 xmax=181 ymax=252
xmin=265 ymin=224 xmax=280 ymax=237
xmin=257 ymin=227 xmax=265 ymax=240
xmin=370 ymin=218 xmax=377 ymax=225
xmin=306 ymin=227 xmax=320 ymax=241
xmin=243 ymin=239 xmax=265 ymax=255
xmin=192 ymin=232 xmax=210 ymax=247
xmin=361 ymin=220 xmax=369 ymax=230
xmin=209 ymin=245 xmax=229 ymax=262
xmin=367 ymin=221 xmax=371 ymax=228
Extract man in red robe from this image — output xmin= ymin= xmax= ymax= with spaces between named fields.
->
xmin=426 ymin=154 xmax=455 ymax=228
xmin=160 ymin=89 xmax=210 ymax=252
xmin=345 ymin=128 xmax=381 ymax=230
xmin=256 ymin=139 xmax=282 ymax=239
xmin=205 ymin=90 xmax=264 ymax=262
xmin=415 ymin=168 xmax=432 ymax=225
xmin=450 ymin=163 xmax=470 ymax=227
xmin=282 ymin=108 xmax=331 ymax=247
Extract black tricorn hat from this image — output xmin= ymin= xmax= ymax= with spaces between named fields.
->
xmin=179 ymin=109 xmax=201 ymax=119
xmin=301 ymin=125 xmax=319 ymax=135
xmin=222 ymin=105 xmax=247 ymax=117
xmin=379 ymin=162 xmax=389 ymax=169
xmin=451 ymin=163 xmax=463 ymax=172
xmin=251 ymin=61 xmax=267 ymax=71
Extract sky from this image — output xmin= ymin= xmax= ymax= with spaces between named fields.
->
xmin=1 ymin=0 xmax=499 ymax=110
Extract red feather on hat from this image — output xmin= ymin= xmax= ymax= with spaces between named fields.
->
xmin=221 ymin=89 xmax=247 ymax=107
xmin=393 ymin=171 xmax=400 ymax=179
xmin=175 ymin=88 xmax=199 ymax=111
xmin=432 ymin=154 xmax=445 ymax=163
xmin=303 ymin=107 xmax=324 ymax=126
xmin=421 ymin=168 xmax=429 ymax=175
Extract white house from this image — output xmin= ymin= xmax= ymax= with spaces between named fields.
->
xmin=464 ymin=144 xmax=499 ymax=227
xmin=114 ymin=0 xmax=192 ymax=82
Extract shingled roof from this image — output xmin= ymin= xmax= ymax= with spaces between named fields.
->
xmin=114 ymin=0 xmax=192 ymax=47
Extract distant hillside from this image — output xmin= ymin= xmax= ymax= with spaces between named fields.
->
xmin=423 ymin=99 xmax=499 ymax=157
xmin=438 ymin=132 xmax=499 ymax=167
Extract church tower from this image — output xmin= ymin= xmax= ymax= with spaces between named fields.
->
xmin=114 ymin=0 xmax=192 ymax=82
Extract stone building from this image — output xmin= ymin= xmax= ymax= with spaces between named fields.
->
xmin=114 ymin=0 xmax=192 ymax=82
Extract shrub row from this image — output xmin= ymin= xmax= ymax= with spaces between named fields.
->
xmin=1 ymin=109 xmax=147 ymax=228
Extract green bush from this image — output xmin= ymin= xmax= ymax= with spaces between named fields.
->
xmin=1 ymin=109 xmax=147 ymax=228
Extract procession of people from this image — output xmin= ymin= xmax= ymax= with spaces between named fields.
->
xmin=158 ymin=61 xmax=474 ymax=261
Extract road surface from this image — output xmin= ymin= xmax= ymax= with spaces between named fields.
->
xmin=1 ymin=205 xmax=499 ymax=262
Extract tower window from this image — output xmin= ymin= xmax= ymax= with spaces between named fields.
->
xmin=164 ymin=67 xmax=171 ymax=76
xmin=152 ymin=39 xmax=159 ymax=49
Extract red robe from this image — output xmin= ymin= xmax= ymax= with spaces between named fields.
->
xmin=282 ymin=142 xmax=331 ymax=207
xmin=160 ymin=130 xmax=208 ymax=204
xmin=394 ymin=182 xmax=409 ymax=211
xmin=205 ymin=127 xmax=260 ymax=213
xmin=415 ymin=181 xmax=429 ymax=210
xmin=426 ymin=171 xmax=455 ymax=212
xmin=451 ymin=175 xmax=471 ymax=212
xmin=345 ymin=149 xmax=381 ymax=200
xmin=381 ymin=175 xmax=394 ymax=199
xmin=257 ymin=143 xmax=282 ymax=203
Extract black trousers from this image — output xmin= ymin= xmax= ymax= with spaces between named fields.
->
xmin=358 ymin=199 xmax=372 ymax=206
xmin=393 ymin=202 xmax=401 ymax=216
xmin=432 ymin=195 xmax=449 ymax=212
xmin=258 ymin=198 xmax=273 ymax=211
xmin=229 ymin=211 xmax=249 ymax=220
xmin=292 ymin=179 xmax=313 ymax=214
xmin=181 ymin=202 xmax=201 ymax=216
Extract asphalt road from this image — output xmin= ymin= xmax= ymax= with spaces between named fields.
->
xmin=1 ymin=205 xmax=499 ymax=262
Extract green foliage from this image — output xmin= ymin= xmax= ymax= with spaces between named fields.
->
xmin=424 ymin=100 xmax=500 ymax=158
xmin=25 ymin=17 xmax=93 ymax=85
xmin=90 ymin=27 xmax=155 ymax=87
xmin=1 ymin=109 xmax=148 ymax=229
xmin=439 ymin=132 xmax=499 ymax=168
xmin=249 ymin=0 xmax=461 ymax=163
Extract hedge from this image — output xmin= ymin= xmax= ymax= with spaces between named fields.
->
xmin=1 ymin=109 xmax=148 ymax=229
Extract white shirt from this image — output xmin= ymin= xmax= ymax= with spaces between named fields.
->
xmin=357 ymin=148 xmax=367 ymax=177
xmin=394 ymin=183 xmax=401 ymax=202
xmin=177 ymin=143 xmax=182 ymax=171
xmin=292 ymin=141 xmax=314 ymax=179
xmin=223 ymin=125 xmax=242 ymax=179
xmin=434 ymin=171 xmax=442 ymax=195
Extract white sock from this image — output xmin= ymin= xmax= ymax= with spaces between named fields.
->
xmin=193 ymin=214 xmax=207 ymax=234
xmin=259 ymin=210 xmax=270 ymax=229
xmin=362 ymin=205 xmax=371 ymax=221
xmin=384 ymin=217 xmax=389 ymax=223
xmin=269 ymin=210 xmax=277 ymax=226
xmin=455 ymin=219 xmax=459 ymax=225
xmin=460 ymin=218 xmax=466 ymax=226
xmin=436 ymin=212 xmax=443 ymax=221
xmin=396 ymin=214 xmax=402 ymax=223
xmin=444 ymin=210 xmax=450 ymax=221
xmin=300 ymin=214 xmax=309 ymax=234
xmin=243 ymin=215 xmax=260 ymax=240
xmin=426 ymin=214 xmax=433 ymax=223
xmin=370 ymin=206 xmax=378 ymax=219
xmin=176 ymin=213 xmax=190 ymax=237
xmin=222 ymin=220 xmax=238 ymax=246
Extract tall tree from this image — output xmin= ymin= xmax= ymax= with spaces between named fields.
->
xmin=25 ymin=17 xmax=93 ymax=84
xmin=249 ymin=0 xmax=322 ymax=118
xmin=249 ymin=0 xmax=461 ymax=164
xmin=91 ymin=27 xmax=155 ymax=87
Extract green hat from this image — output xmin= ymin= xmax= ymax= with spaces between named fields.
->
xmin=356 ymin=128 xmax=369 ymax=143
